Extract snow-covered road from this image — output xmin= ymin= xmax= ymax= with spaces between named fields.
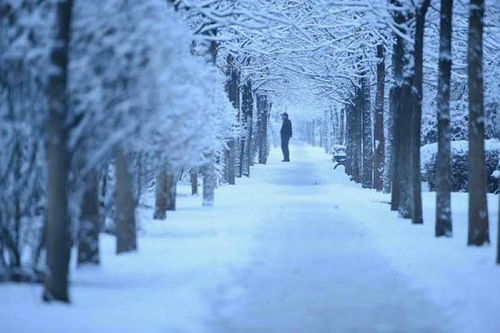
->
xmin=205 ymin=143 xmax=446 ymax=333
xmin=2 ymin=142 xmax=498 ymax=333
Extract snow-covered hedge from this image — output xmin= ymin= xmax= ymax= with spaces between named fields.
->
xmin=421 ymin=139 xmax=500 ymax=193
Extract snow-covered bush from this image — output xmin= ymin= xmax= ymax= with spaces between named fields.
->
xmin=69 ymin=0 xmax=236 ymax=205
xmin=421 ymin=139 xmax=500 ymax=192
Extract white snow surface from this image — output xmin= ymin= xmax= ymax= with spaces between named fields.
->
xmin=1 ymin=142 xmax=499 ymax=333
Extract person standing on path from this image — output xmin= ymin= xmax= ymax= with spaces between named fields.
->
xmin=280 ymin=113 xmax=293 ymax=162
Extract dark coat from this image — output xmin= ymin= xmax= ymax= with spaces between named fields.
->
xmin=280 ymin=119 xmax=292 ymax=139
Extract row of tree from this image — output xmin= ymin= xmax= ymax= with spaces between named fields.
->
xmin=0 ymin=0 xmax=282 ymax=302
xmin=310 ymin=0 xmax=499 ymax=263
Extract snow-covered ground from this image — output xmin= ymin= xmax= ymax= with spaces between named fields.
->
xmin=1 ymin=142 xmax=499 ymax=333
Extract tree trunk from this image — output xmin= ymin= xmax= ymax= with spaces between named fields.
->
xmin=154 ymin=166 xmax=167 ymax=220
xmin=43 ymin=0 xmax=73 ymax=303
xmin=225 ymin=55 xmax=239 ymax=183
xmin=390 ymin=86 xmax=400 ymax=210
xmin=467 ymin=0 xmax=489 ymax=246
xmin=222 ymin=145 xmax=230 ymax=184
xmin=373 ymin=44 xmax=386 ymax=192
xmin=115 ymin=149 xmax=137 ymax=253
xmin=410 ymin=0 xmax=430 ymax=224
xmin=361 ymin=76 xmax=373 ymax=189
xmin=436 ymin=0 xmax=454 ymax=237
xmin=242 ymin=80 xmax=253 ymax=177
xmin=352 ymin=93 xmax=362 ymax=183
xmin=77 ymin=170 xmax=100 ymax=266
xmin=345 ymin=104 xmax=354 ymax=176
xmin=226 ymin=140 xmax=236 ymax=184
xmin=390 ymin=0 xmax=413 ymax=218
xmin=497 ymin=185 xmax=500 ymax=263
xmin=398 ymin=81 xmax=413 ymax=218
xmin=384 ymin=86 xmax=394 ymax=194
xmin=190 ymin=169 xmax=198 ymax=195
xmin=166 ymin=170 xmax=177 ymax=211
xmin=202 ymin=155 xmax=216 ymax=206
xmin=12 ymin=139 xmax=22 ymax=268
xmin=239 ymin=138 xmax=245 ymax=177
xmin=257 ymin=94 xmax=269 ymax=165
xmin=339 ymin=108 xmax=345 ymax=145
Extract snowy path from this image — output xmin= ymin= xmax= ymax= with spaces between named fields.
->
xmin=2 ymin=142 xmax=499 ymax=333
xmin=205 ymin=143 xmax=446 ymax=333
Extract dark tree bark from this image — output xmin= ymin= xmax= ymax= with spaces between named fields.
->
xmin=411 ymin=0 xmax=430 ymax=224
xmin=257 ymin=94 xmax=269 ymax=164
xmin=436 ymin=0 xmax=454 ymax=237
xmin=166 ymin=170 xmax=177 ymax=211
xmin=361 ymin=76 xmax=373 ymax=189
xmin=497 ymin=187 xmax=500 ymax=263
xmin=12 ymin=139 xmax=22 ymax=268
xmin=255 ymin=98 xmax=263 ymax=162
xmin=467 ymin=0 xmax=490 ymax=246
xmin=390 ymin=87 xmax=400 ymax=211
xmin=43 ymin=0 xmax=73 ymax=303
xmin=239 ymin=137 xmax=245 ymax=177
xmin=190 ymin=169 xmax=198 ymax=195
xmin=352 ymin=92 xmax=362 ymax=183
xmin=390 ymin=0 xmax=413 ymax=218
xmin=373 ymin=44 xmax=386 ymax=192
xmin=345 ymin=103 xmax=354 ymax=176
xmin=398 ymin=79 xmax=413 ymax=219
xmin=202 ymin=158 xmax=216 ymax=206
xmin=154 ymin=166 xmax=167 ymax=220
xmin=339 ymin=108 xmax=345 ymax=145
xmin=222 ymin=146 xmax=231 ymax=184
xmin=224 ymin=55 xmax=240 ymax=184
xmin=226 ymin=140 xmax=236 ymax=184
xmin=241 ymin=80 xmax=253 ymax=177
xmin=115 ymin=149 xmax=137 ymax=253
xmin=385 ymin=87 xmax=395 ymax=194
xmin=77 ymin=170 xmax=100 ymax=266
xmin=410 ymin=0 xmax=430 ymax=224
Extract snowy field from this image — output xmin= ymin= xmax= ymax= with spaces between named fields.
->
xmin=1 ymin=142 xmax=499 ymax=333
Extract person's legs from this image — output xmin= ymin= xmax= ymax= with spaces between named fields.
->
xmin=283 ymin=138 xmax=290 ymax=161
xmin=281 ymin=137 xmax=287 ymax=161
